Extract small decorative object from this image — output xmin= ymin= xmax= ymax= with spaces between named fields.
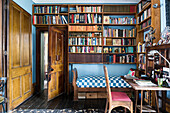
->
xmin=122 ymin=48 xmax=125 ymax=53
xmin=160 ymin=26 xmax=170 ymax=44
xmin=145 ymin=27 xmax=156 ymax=46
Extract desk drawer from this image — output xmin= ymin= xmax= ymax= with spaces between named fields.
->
xmin=97 ymin=93 xmax=107 ymax=98
xmin=86 ymin=93 xmax=97 ymax=98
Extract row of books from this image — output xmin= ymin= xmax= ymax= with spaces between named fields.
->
xmin=137 ymin=0 xmax=151 ymax=13
xmin=69 ymin=14 xmax=102 ymax=23
xmin=34 ymin=6 xmax=67 ymax=14
xmin=69 ymin=33 xmax=102 ymax=37
xmin=105 ymin=54 xmax=136 ymax=63
xmin=103 ymin=38 xmax=136 ymax=46
xmin=139 ymin=19 xmax=151 ymax=30
xmin=75 ymin=6 xmax=102 ymax=13
xmin=138 ymin=64 xmax=146 ymax=70
xmin=103 ymin=47 xmax=134 ymax=53
xmin=69 ymin=46 xmax=102 ymax=53
xmin=103 ymin=16 xmax=136 ymax=24
xmin=103 ymin=28 xmax=136 ymax=37
xmin=69 ymin=38 xmax=102 ymax=46
xmin=139 ymin=54 xmax=146 ymax=64
xmin=103 ymin=5 xmax=136 ymax=13
xmin=137 ymin=42 xmax=145 ymax=53
xmin=137 ymin=8 xmax=151 ymax=24
xmin=69 ymin=25 xmax=101 ymax=31
xmin=33 ymin=15 xmax=68 ymax=24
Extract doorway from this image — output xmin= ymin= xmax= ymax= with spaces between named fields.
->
xmin=40 ymin=32 xmax=48 ymax=90
xmin=36 ymin=26 xmax=67 ymax=101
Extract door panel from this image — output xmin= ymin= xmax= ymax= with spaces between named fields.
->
xmin=11 ymin=6 xmax=21 ymax=68
xmin=8 ymin=1 xmax=32 ymax=110
xmin=48 ymin=26 xmax=64 ymax=101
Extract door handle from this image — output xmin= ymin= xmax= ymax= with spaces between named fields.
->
xmin=48 ymin=74 xmax=51 ymax=82
xmin=48 ymin=66 xmax=54 ymax=82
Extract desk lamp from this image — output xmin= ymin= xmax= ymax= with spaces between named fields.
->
xmin=149 ymin=50 xmax=170 ymax=81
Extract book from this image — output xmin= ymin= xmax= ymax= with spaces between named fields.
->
xmin=103 ymin=16 xmax=109 ymax=24
xmin=135 ymin=80 xmax=157 ymax=86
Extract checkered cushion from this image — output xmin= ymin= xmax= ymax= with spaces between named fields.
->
xmin=76 ymin=75 xmax=131 ymax=88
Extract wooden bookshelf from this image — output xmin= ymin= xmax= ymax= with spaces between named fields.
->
xmin=136 ymin=0 xmax=161 ymax=75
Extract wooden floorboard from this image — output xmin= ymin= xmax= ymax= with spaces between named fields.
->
xmin=16 ymin=90 xmax=134 ymax=113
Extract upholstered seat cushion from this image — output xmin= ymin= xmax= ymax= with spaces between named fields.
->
xmin=0 ymin=96 xmax=4 ymax=103
xmin=111 ymin=92 xmax=131 ymax=101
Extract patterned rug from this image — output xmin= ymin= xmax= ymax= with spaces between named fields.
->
xmin=12 ymin=108 xmax=127 ymax=113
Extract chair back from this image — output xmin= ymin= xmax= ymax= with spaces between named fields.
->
xmin=103 ymin=66 xmax=112 ymax=104
xmin=0 ymin=77 xmax=7 ymax=97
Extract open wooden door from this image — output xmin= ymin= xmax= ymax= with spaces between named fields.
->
xmin=7 ymin=1 xmax=32 ymax=110
xmin=48 ymin=26 xmax=64 ymax=101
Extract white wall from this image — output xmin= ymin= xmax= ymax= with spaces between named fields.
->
xmin=32 ymin=0 xmax=140 ymax=3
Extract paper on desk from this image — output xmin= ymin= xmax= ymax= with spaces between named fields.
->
xmin=135 ymin=80 xmax=157 ymax=86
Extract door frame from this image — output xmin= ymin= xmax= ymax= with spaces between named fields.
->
xmin=35 ymin=26 xmax=68 ymax=94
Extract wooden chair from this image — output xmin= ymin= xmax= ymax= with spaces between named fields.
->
xmin=103 ymin=66 xmax=133 ymax=113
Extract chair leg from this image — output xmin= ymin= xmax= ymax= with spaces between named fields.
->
xmin=131 ymin=102 xmax=133 ymax=113
xmin=125 ymin=108 xmax=127 ymax=113
xmin=105 ymin=99 xmax=108 ymax=113
xmin=2 ymin=103 xmax=5 ymax=113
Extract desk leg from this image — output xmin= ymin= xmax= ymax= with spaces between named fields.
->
xmin=155 ymin=91 xmax=160 ymax=113
xmin=140 ymin=90 xmax=143 ymax=113
xmin=135 ymin=90 xmax=138 ymax=113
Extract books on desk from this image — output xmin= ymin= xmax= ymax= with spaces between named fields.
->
xmin=124 ymin=75 xmax=138 ymax=79
xmin=134 ymin=79 xmax=157 ymax=86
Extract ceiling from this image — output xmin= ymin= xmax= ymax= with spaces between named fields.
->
xmin=32 ymin=0 xmax=140 ymax=3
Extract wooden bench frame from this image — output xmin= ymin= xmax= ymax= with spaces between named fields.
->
xmin=72 ymin=68 xmax=133 ymax=101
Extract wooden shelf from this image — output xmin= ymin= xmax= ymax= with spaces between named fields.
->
xmin=69 ymin=45 xmax=102 ymax=46
xmin=137 ymin=3 xmax=151 ymax=16
xmin=69 ymin=36 xmax=102 ymax=38
xmin=103 ymin=24 xmax=136 ymax=26
xmin=69 ymin=62 xmax=103 ymax=64
xmin=137 ymin=63 xmax=146 ymax=65
xmin=69 ymin=23 xmax=102 ymax=25
xmin=69 ymin=52 xmax=102 ymax=54
xmin=103 ymin=12 xmax=136 ymax=15
xmin=137 ymin=52 xmax=146 ymax=54
xmin=103 ymin=45 xmax=136 ymax=47
xmin=137 ymin=105 xmax=156 ymax=112
xmin=138 ymin=25 xmax=151 ymax=33
xmin=104 ymin=37 xmax=136 ymax=39
xmin=138 ymin=16 xmax=151 ymax=25
xmin=103 ymin=53 xmax=135 ymax=54
xmin=69 ymin=31 xmax=102 ymax=33
xmin=103 ymin=62 xmax=136 ymax=64
xmin=69 ymin=12 xmax=102 ymax=14
xmin=33 ymin=13 xmax=68 ymax=15
xmin=33 ymin=24 xmax=68 ymax=26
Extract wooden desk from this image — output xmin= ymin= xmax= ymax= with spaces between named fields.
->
xmin=122 ymin=76 xmax=170 ymax=113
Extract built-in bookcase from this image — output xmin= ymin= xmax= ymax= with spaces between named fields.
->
xmin=66 ymin=4 xmax=137 ymax=64
xmin=136 ymin=0 xmax=161 ymax=74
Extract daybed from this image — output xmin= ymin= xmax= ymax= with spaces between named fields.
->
xmin=72 ymin=68 xmax=134 ymax=101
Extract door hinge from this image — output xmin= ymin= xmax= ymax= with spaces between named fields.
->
xmin=3 ymin=51 xmax=7 ymax=56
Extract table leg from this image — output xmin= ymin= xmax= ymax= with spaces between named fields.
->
xmin=140 ymin=90 xmax=143 ymax=113
xmin=155 ymin=91 xmax=160 ymax=113
xmin=135 ymin=90 xmax=138 ymax=113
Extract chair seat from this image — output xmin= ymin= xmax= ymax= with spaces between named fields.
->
xmin=111 ymin=92 xmax=131 ymax=101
